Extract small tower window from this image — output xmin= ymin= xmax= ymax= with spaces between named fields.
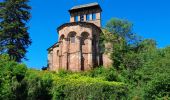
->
xmin=80 ymin=15 xmax=84 ymax=21
xmin=74 ymin=16 xmax=78 ymax=22
xmin=92 ymin=13 xmax=96 ymax=20
xmin=86 ymin=14 xmax=90 ymax=21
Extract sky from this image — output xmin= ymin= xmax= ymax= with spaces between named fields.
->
xmin=25 ymin=0 xmax=170 ymax=69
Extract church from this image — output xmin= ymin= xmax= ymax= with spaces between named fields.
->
xmin=47 ymin=2 xmax=112 ymax=72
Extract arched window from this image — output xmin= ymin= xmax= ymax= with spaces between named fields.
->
xmin=81 ymin=32 xmax=89 ymax=45
xmin=68 ymin=32 xmax=76 ymax=43
xmin=60 ymin=34 xmax=65 ymax=41
xmin=57 ymin=50 xmax=59 ymax=56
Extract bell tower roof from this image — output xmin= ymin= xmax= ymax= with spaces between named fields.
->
xmin=69 ymin=2 xmax=102 ymax=13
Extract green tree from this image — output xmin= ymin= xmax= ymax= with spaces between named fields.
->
xmin=0 ymin=0 xmax=31 ymax=62
xmin=101 ymin=18 xmax=140 ymax=69
xmin=105 ymin=18 xmax=139 ymax=44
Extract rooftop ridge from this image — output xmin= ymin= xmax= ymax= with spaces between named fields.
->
xmin=71 ymin=2 xmax=99 ymax=10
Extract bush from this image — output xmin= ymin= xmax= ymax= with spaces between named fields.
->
xmin=82 ymin=67 xmax=120 ymax=82
xmin=25 ymin=70 xmax=53 ymax=100
xmin=0 ymin=54 xmax=27 ymax=100
xmin=52 ymin=74 xmax=128 ymax=100
xmin=144 ymin=75 xmax=170 ymax=99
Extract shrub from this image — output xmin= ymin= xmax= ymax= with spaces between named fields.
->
xmin=52 ymin=74 xmax=128 ymax=100
xmin=0 ymin=54 xmax=27 ymax=100
xmin=143 ymin=75 xmax=170 ymax=99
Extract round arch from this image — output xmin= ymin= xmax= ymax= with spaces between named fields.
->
xmin=81 ymin=32 xmax=89 ymax=45
xmin=59 ymin=34 xmax=65 ymax=41
xmin=67 ymin=31 xmax=77 ymax=43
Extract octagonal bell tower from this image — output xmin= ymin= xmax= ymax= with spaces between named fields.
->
xmin=69 ymin=2 xmax=102 ymax=27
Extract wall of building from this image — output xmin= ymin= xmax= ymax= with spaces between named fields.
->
xmin=48 ymin=23 xmax=104 ymax=72
xmin=48 ymin=24 xmax=113 ymax=72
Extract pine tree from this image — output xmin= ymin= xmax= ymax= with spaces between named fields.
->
xmin=0 ymin=0 xmax=31 ymax=62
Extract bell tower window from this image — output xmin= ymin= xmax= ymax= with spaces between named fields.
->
xmin=74 ymin=16 xmax=78 ymax=22
xmin=80 ymin=15 xmax=84 ymax=21
xmin=86 ymin=14 xmax=90 ymax=21
xmin=92 ymin=13 xmax=96 ymax=20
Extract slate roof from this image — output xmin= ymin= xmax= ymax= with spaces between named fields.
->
xmin=69 ymin=2 xmax=102 ymax=12
xmin=47 ymin=42 xmax=59 ymax=51
xmin=70 ymin=2 xmax=99 ymax=10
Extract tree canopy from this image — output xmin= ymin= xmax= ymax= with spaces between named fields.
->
xmin=0 ymin=0 xmax=31 ymax=62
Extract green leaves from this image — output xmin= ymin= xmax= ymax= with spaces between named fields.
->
xmin=0 ymin=0 xmax=31 ymax=62
xmin=105 ymin=18 xmax=138 ymax=44
xmin=0 ymin=54 xmax=28 ymax=99
xmin=100 ymin=18 xmax=170 ymax=99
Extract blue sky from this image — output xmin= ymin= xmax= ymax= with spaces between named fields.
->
xmin=25 ymin=0 xmax=170 ymax=69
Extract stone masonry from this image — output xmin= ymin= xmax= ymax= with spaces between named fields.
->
xmin=47 ymin=2 xmax=112 ymax=72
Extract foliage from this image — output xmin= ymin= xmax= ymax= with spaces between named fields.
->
xmin=105 ymin=18 xmax=139 ymax=44
xmin=100 ymin=18 xmax=170 ymax=99
xmin=0 ymin=54 xmax=27 ymax=100
xmin=25 ymin=70 xmax=53 ymax=100
xmin=0 ymin=0 xmax=31 ymax=62
xmin=0 ymin=17 xmax=170 ymax=99
xmin=0 ymin=55 xmax=127 ymax=100
xmin=100 ymin=18 xmax=142 ymax=69
xmin=52 ymin=74 xmax=127 ymax=100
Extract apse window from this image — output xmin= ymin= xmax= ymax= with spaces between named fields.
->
xmin=70 ymin=36 xmax=75 ymax=43
xmin=92 ymin=13 xmax=96 ymax=20
xmin=80 ymin=15 xmax=84 ymax=21
xmin=57 ymin=50 xmax=59 ymax=56
xmin=86 ymin=14 xmax=90 ymax=21
xmin=74 ymin=16 xmax=78 ymax=22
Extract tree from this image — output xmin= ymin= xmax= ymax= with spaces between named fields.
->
xmin=105 ymin=18 xmax=140 ymax=44
xmin=0 ymin=0 xmax=31 ymax=62
xmin=101 ymin=18 xmax=140 ymax=68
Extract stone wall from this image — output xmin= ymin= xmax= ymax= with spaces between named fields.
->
xmin=48 ymin=23 xmax=103 ymax=72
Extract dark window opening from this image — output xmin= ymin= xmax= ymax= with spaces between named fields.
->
xmin=68 ymin=32 xmax=76 ymax=43
xmin=70 ymin=36 xmax=75 ymax=43
xmin=74 ymin=16 xmax=78 ymax=22
xmin=80 ymin=15 xmax=84 ymax=21
xmin=86 ymin=14 xmax=90 ymax=21
xmin=92 ymin=13 xmax=96 ymax=20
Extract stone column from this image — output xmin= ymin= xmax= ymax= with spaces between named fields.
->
xmin=88 ymin=37 xmax=93 ymax=69
xmin=58 ymin=41 xmax=62 ymax=69
xmin=76 ymin=36 xmax=81 ymax=71
xmin=78 ymin=15 xmax=80 ymax=21
xmin=96 ymin=36 xmax=100 ymax=66
xmin=65 ymin=38 xmax=69 ymax=70
xmin=70 ymin=15 xmax=74 ymax=22
xmin=84 ymin=15 xmax=86 ymax=21
xmin=62 ymin=38 xmax=68 ymax=70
